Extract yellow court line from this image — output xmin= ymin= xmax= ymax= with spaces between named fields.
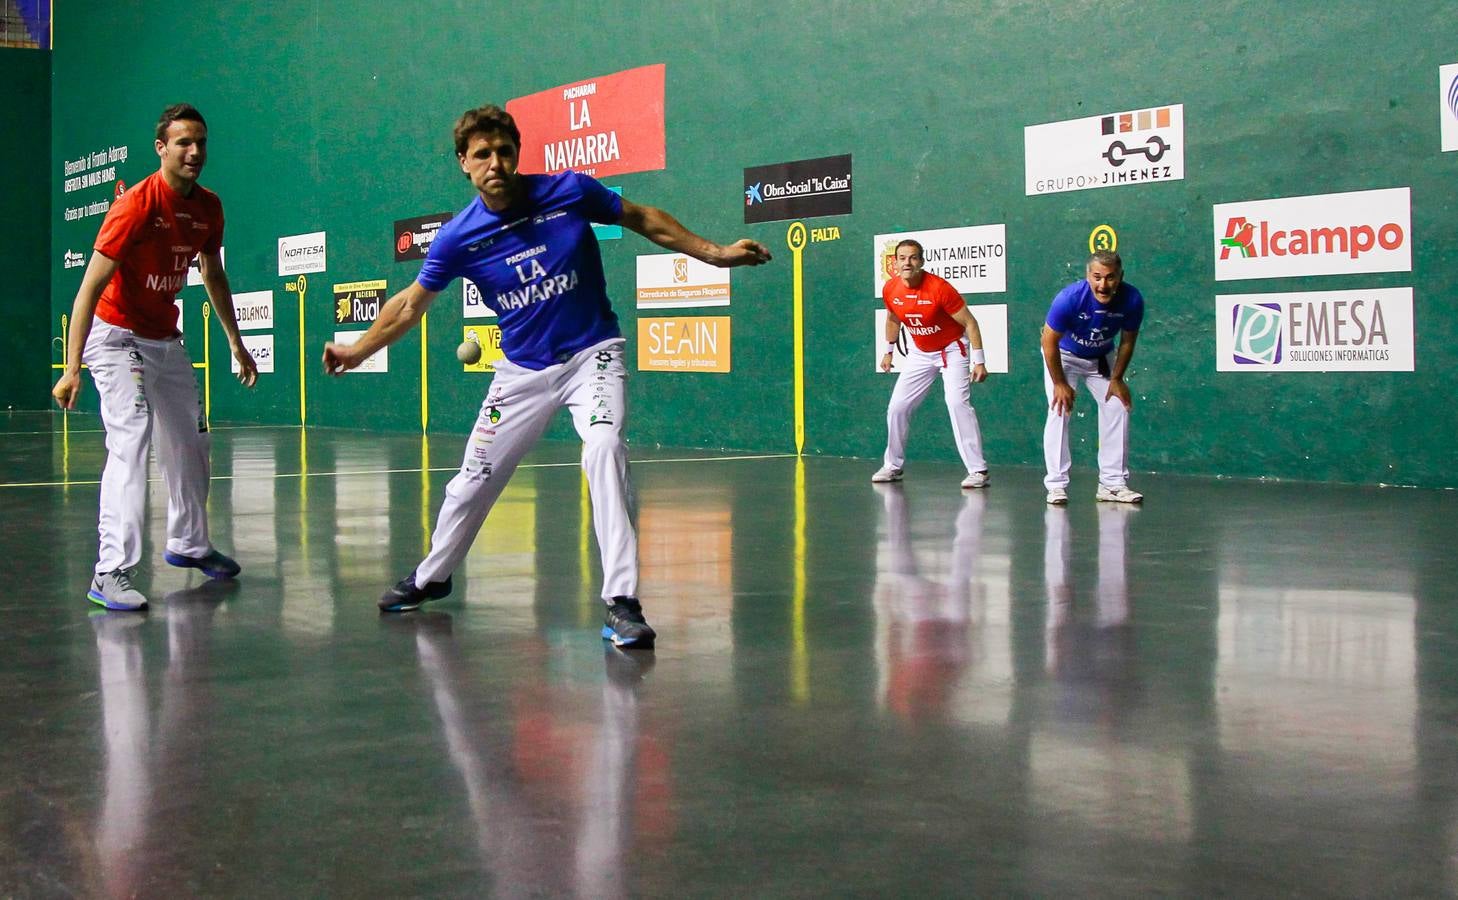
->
xmin=420 ymin=313 xmax=430 ymax=433
xmin=0 ymin=452 xmax=799 ymax=489
xmin=791 ymin=456 xmax=809 ymax=703
xmin=202 ymin=301 xmax=212 ymax=427
xmin=787 ymin=222 xmax=808 ymax=456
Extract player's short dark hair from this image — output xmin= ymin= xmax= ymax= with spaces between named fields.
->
xmin=895 ymin=239 xmax=924 ymax=258
xmin=1087 ymin=250 xmax=1122 ymax=270
xmin=454 ymin=105 xmax=521 ymax=156
xmin=156 ymin=104 xmax=206 ymax=142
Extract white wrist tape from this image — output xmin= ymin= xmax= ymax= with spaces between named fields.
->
xmin=970 ymin=349 xmax=986 ymax=365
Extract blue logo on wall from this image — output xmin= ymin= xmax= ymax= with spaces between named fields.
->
xmin=745 ymin=183 xmax=762 ymax=206
xmin=1231 ymin=302 xmax=1283 ymax=366
xmin=1448 ymin=74 xmax=1458 ymax=121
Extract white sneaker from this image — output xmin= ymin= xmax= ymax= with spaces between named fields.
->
xmin=1096 ymin=484 xmax=1143 ymax=504
xmin=871 ymin=466 xmax=904 ymax=483
xmin=961 ymin=470 xmax=989 ymax=489
xmin=1046 ymin=487 xmax=1068 ymax=505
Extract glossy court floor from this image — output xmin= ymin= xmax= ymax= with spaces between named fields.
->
xmin=3 ymin=410 xmax=1457 ymax=897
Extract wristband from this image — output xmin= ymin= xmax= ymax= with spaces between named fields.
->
xmin=885 ymin=342 xmax=897 ymax=355
xmin=970 ymin=349 xmax=986 ymax=365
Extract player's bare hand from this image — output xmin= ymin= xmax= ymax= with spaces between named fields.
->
xmin=715 ymin=239 xmax=772 ymax=267
xmin=1050 ymin=382 xmax=1076 ymax=416
xmin=971 ymin=363 xmax=988 ymax=383
xmin=51 ymin=371 xmax=82 ymax=410
xmin=321 ymin=342 xmax=358 ymax=376
xmin=880 ymin=351 xmax=894 ymax=373
xmin=1105 ymin=377 xmax=1132 ymax=411
xmin=232 ymin=344 xmax=259 ymax=388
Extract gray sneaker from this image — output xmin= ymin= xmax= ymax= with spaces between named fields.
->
xmin=88 ymin=569 xmax=149 ymax=611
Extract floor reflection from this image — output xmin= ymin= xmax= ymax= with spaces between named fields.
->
xmin=400 ymin=613 xmax=667 ymax=897
xmin=5 ymin=416 xmax=1455 ymax=896
xmin=92 ymin=582 xmax=229 ymax=897
xmin=873 ymin=484 xmax=978 ymax=722
xmin=1043 ymin=504 xmax=1136 ymax=687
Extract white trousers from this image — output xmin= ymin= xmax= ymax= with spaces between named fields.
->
xmin=415 ymin=338 xmax=637 ymax=600
xmin=881 ymin=340 xmax=986 ymax=474
xmin=1042 ymin=350 xmax=1130 ymax=490
xmin=84 ymin=320 xmax=212 ymax=575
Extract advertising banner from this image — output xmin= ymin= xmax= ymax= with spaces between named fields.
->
xmin=1215 ymin=288 xmax=1414 ymax=372
xmin=506 ymin=64 xmax=666 ymax=178
xmin=333 ymin=279 xmax=388 ymax=325
xmin=1441 ymin=63 xmax=1458 ymax=152
xmin=637 ymin=316 xmax=731 ymax=372
xmin=462 ymin=324 xmax=505 ymax=373
xmin=636 ymin=253 xmax=731 ymax=309
xmin=463 ymin=278 xmax=495 ymax=319
xmin=233 ymin=334 xmax=275 ymax=374
xmin=1025 ymin=104 xmax=1184 ymax=195
xmin=331 ymin=330 xmax=388 ymax=373
xmin=1212 ymin=188 xmax=1411 ymax=281
xmin=873 ymin=225 xmax=1006 ymax=295
xmin=278 ymin=231 xmax=327 ymax=276
xmin=233 ymin=290 xmax=274 ymax=331
xmin=394 ymin=213 xmax=452 ymax=261
xmin=743 ymin=155 xmax=852 ymax=223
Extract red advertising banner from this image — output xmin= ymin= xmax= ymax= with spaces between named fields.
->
xmin=506 ymin=64 xmax=666 ymax=179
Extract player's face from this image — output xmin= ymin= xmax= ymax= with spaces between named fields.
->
xmin=156 ymin=120 xmax=207 ymax=185
xmin=459 ymin=131 xmax=520 ymax=208
xmin=1086 ymin=261 xmax=1123 ymax=304
xmin=895 ymin=246 xmax=925 ymax=284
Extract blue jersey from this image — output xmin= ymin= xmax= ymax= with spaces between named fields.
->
xmin=418 ymin=171 xmax=624 ymax=370
xmin=1045 ymin=280 xmax=1144 ymax=358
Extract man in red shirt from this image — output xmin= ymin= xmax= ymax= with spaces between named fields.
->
xmin=874 ymin=239 xmax=991 ymax=488
xmin=52 ymin=104 xmax=258 ymax=611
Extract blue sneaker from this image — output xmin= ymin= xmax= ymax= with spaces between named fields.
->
xmin=164 ymin=548 xmax=241 ymax=580
xmin=602 ymin=597 xmax=656 ymax=648
xmin=379 ymin=572 xmax=453 ymax=612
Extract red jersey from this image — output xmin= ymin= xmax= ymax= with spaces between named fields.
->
xmin=93 ymin=172 xmax=224 ymax=339
xmin=881 ymin=271 xmax=966 ymax=352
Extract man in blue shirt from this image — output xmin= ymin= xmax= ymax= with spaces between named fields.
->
xmin=322 ymin=105 xmax=771 ymax=647
xmin=1040 ymin=251 xmax=1145 ymax=506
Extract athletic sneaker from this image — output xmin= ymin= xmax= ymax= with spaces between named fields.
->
xmin=88 ymin=569 xmax=149 ymax=611
xmin=164 ymin=548 xmax=241 ymax=580
xmin=961 ymin=470 xmax=990 ymax=489
xmin=1046 ymin=487 xmax=1069 ymax=506
xmin=871 ymin=466 xmax=904 ymax=483
xmin=379 ymin=572 xmax=453 ymax=612
xmin=1096 ymin=484 xmax=1144 ymax=504
xmin=602 ymin=597 xmax=656 ymax=648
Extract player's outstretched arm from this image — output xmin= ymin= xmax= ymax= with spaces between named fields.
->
xmin=1105 ymin=330 xmax=1139 ymax=410
xmin=322 ymin=281 xmax=439 ymax=376
xmin=199 ymin=251 xmax=258 ymax=388
xmin=51 ymin=251 xmax=119 ymax=409
xmin=619 ymin=199 xmax=771 ymax=268
xmin=1042 ymin=326 xmax=1076 ymax=416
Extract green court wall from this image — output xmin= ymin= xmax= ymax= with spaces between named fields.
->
xmin=2 ymin=47 xmax=51 ymax=410
xmin=46 ymin=1 xmax=1458 ymax=487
